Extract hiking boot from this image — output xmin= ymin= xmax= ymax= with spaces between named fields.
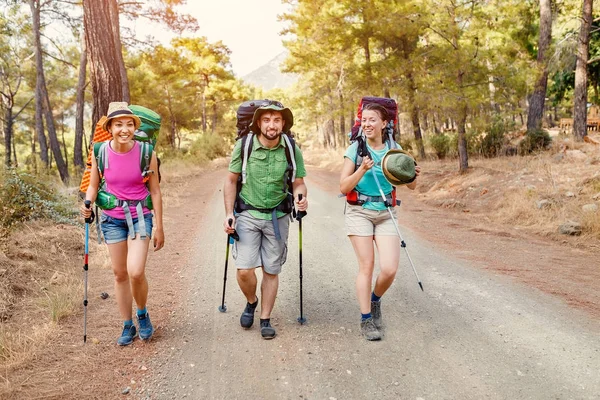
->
xmin=360 ymin=317 xmax=382 ymax=341
xmin=240 ymin=299 xmax=258 ymax=329
xmin=260 ymin=319 xmax=276 ymax=340
xmin=117 ymin=324 xmax=137 ymax=346
xmin=371 ymin=301 xmax=382 ymax=329
xmin=137 ymin=312 xmax=154 ymax=340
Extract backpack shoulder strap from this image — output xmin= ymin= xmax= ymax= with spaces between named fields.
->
xmin=385 ymin=129 xmax=398 ymax=149
xmin=240 ymin=133 xmax=254 ymax=184
xmin=281 ymin=133 xmax=297 ymax=183
xmin=93 ymin=142 xmax=109 ymax=176
xmin=355 ymin=136 xmax=369 ymax=171
xmin=139 ymin=142 xmax=154 ymax=178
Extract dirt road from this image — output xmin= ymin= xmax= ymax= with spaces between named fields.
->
xmin=134 ymin=166 xmax=600 ymax=400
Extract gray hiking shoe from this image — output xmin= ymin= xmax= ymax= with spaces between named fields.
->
xmin=371 ymin=301 xmax=382 ymax=329
xmin=240 ymin=299 xmax=258 ymax=329
xmin=360 ymin=317 xmax=382 ymax=341
xmin=260 ymin=319 xmax=276 ymax=340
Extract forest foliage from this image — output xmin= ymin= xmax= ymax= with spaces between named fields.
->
xmin=0 ymin=0 xmax=598 ymax=185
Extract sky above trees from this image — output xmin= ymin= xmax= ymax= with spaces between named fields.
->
xmin=132 ymin=0 xmax=289 ymax=77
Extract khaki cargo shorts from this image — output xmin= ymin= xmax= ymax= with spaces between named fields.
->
xmin=345 ymin=204 xmax=399 ymax=237
xmin=233 ymin=211 xmax=290 ymax=275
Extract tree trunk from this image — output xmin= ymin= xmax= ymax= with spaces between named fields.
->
xmin=29 ymin=0 xmax=48 ymax=167
xmin=212 ymin=101 xmax=217 ymax=133
xmin=42 ymin=85 xmax=69 ymax=182
xmin=573 ymin=0 xmax=593 ymax=141
xmin=4 ymin=106 xmax=12 ymax=167
xmin=12 ymin=132 xmax=17 ymax=167
xmin=433 ymin=114 xmax=440 ymax=134
xmin=30 ymin=0 xmax=68 ymax=182
xmin=84 ymin=0 xmax=125 ymax=125
xmin=457 ymin=66 xmax=469 ymax=172
xmin=201 ymin=91 xmax=207 ymax=132
xmin=339 ymin=91 xmax=345 ymax=146
xmin=457 ymin=102 xmax=469 ymax=173
xmin=407 ymin=73 xmax=425 ymax=159
xmin=61 ymin=114 xmax=68 ymax=170
xmin=108 ymin=0 xmax=129 ymax=103
xmin=165 ymin=88 xmax=176 ymax=148
xmin=526 ymin=0 xmax=552 ymax=132
xmin=74 ymin=33 xmax=87 ymax=171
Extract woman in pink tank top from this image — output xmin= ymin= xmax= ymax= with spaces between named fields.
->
xmin=80 ymin=102 xmax=164 ymax=346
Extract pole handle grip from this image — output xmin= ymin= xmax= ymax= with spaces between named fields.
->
xmin=296 ymin=194 xmax=307 ymax=220
xmin=84 ymin=200 xmax=94 ymax=224
xmin=228 ymin=217 xmax=239 ymax=241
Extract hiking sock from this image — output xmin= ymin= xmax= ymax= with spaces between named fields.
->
xmin=260 ymin=318 xmax=270 ymax=326
xmin=249 ymin=299 xmax=258 ymax=309
xmin=361 ymin=313 xmax=372 ymax=321
xmin=124 ymin=319 xmax=134 ymax=327
xmin=137 ymin=308 xmax=147 ymax=317
xmin=371 ymin=292 xmax=381 ymax=302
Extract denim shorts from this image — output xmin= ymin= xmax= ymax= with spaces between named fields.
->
xmin=100 ymin=213 xmax=153 ymax=244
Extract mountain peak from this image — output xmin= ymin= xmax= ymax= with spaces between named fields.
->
xmin=242 ymin=51 xmax=298 ymax=91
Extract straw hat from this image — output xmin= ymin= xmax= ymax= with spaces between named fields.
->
xmin=381 ymin=148 xmax=417 ymax=186
xmin=251 ymin=102 xmax=294 ymax=134
xmin=101 ymin=102 xmax=141 ymax=131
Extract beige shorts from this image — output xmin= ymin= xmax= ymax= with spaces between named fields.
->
xmin=345 ymin=204 xmax=399 ymax=237
xmin=232 ymin=211 xmax=290 ymax=275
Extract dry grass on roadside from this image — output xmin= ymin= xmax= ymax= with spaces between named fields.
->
xmin=0 ymin=222 xmax=104 ymax=373
xmin=417 ymin=135 xmax=600 ymax=243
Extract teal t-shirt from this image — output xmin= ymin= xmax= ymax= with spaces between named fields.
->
xmin=344 ymin=141 xmax=400 ymax=210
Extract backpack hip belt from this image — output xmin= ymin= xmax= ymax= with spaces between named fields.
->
xmin=346 ymin=189 xmax=397 ymax=208
xmin=235 ymin=194 xmax=293 ymax=241
xmin=97 ymin=193 xmax=153 ymax=240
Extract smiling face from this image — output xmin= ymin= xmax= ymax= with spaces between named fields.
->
xmin=107 ymin=116 xmax=136 ymax=144
xmin=258 ymin=111 xmax=285 ymax=141
xmin=361 ymin=109 xmax=387 ymax=141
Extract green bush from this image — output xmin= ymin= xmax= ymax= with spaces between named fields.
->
xmin=187 ymin=132 xmax=230 ymax=163
xmin=519 ymin=129 xmax=552 ymax=155
xmin=479 ymin=119 xmax=510 ymax=157
xmin=429 ymin=134 xmax=451 ymax=159
xmin=0 ymin=169 xmax=76 ymax=231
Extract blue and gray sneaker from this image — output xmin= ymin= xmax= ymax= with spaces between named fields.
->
xmin=137 ymin=312 xmax=154 ymax=340
xmin=117 ymin=324 xmax=137 ymax=346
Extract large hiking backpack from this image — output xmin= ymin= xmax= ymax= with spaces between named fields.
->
xmin=345 ymin=97 xmax=400 ymax=207
xmin=349 ymin=97 xmax=399 ymax=165
xmin=234 ymin=99 xmax=297 ymax=218
xmin=78 ymin=105 xmax=162 ymax=197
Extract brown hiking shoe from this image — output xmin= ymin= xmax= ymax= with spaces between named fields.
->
xmin=360 ymin=317 xmax=382 ymax=341
xmin=371 ymin=301 xmax=382 ymax=329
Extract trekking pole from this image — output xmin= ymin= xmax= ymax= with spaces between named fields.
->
xmin=370 ymin=169 xmax=424 ymax=291
xmin=83 ymin=200 xmax=92 ymax=343
xmin=296 ymin=194 xmax=307 ymax=324
xmin=218 ymin=218 xmax=239 ymax=312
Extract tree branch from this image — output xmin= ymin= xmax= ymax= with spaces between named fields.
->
xmin=14 ymin=97 xmax=34 ymax=119
xmin=41 ymin=50 xmax=77 ymax=68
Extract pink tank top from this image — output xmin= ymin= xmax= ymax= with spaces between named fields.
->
xmin=102 ymin=141 xmax=151 ymax=220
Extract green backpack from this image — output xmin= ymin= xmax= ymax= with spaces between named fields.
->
xmin=130 ymin=105 xmax=161 ymax=147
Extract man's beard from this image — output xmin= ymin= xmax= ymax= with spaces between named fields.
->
xmin=262 ymin=130 xmax=281 ymax=140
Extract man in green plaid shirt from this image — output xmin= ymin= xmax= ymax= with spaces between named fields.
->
xmin=223 ymin=102 xmax=308 ymax=339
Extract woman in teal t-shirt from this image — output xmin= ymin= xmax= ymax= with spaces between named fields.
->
xmin=340 ymin=102 xmax=419 ymax=341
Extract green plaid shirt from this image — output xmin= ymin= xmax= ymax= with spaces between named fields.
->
xmin=229 ymin=135 xmax=307 ymax=220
